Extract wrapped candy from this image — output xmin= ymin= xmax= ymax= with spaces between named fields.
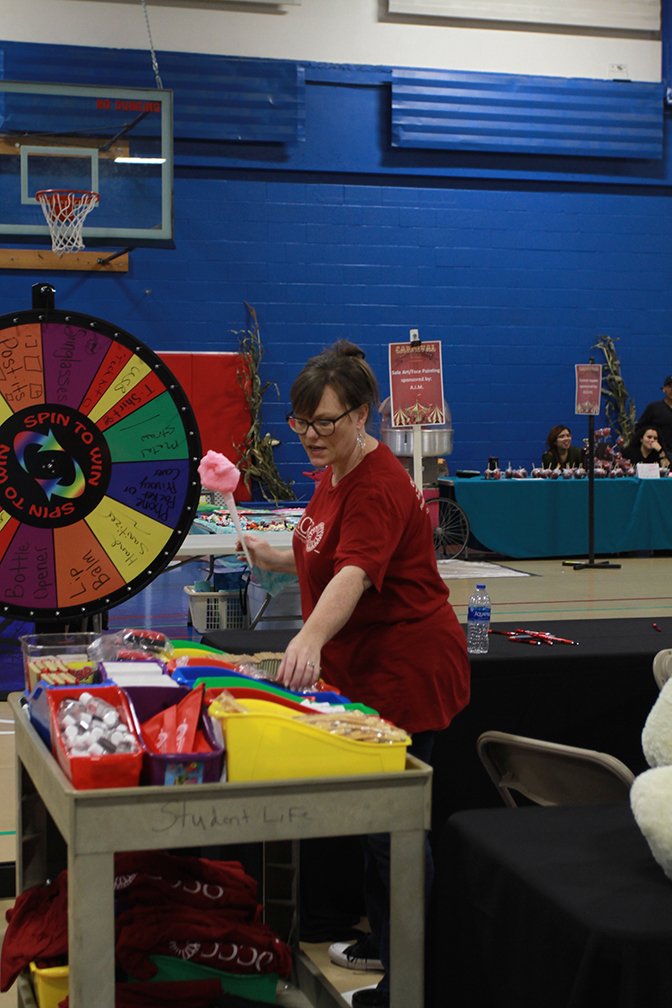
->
xmin=57 ymin=694 xmax=140 ymax=757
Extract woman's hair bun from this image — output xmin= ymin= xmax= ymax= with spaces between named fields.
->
xmin=331 ymin=339 xmax=366 ymax=360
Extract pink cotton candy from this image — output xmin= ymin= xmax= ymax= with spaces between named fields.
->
xmin=198 ymin=450 xmax=241 ymax=495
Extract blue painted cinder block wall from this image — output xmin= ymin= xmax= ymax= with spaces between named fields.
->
xmin=1 ymin=51 xmax=671 ymax=501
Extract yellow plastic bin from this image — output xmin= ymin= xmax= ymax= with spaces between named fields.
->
xmin=29 ymin=963 xmax=69 ymax=1008
xmin=209 ymin=700 xmax=409 ymax=782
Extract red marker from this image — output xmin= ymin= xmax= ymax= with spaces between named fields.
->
xmin=653 ymin=623 xmax=662 ymax=632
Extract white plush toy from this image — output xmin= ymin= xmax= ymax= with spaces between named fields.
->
xmin=630 ymin=660 xmax=672 ymax=881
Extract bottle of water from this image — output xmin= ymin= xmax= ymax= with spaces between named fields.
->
xmin=467 ymin=584 xmax=491 ymax=654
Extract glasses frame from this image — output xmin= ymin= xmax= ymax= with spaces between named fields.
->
xmin=286 ymin=405 xmax=360 ymax=437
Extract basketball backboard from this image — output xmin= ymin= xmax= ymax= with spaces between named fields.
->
xmin=0 ymin=81 xmax=173 ymax=247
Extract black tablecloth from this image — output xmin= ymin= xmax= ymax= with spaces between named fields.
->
xmin=200 ymin=628 xmax=297 ymax=653
xmin=431 ymin=617 xmax=666 ymax=835
xmin=428 ymin=802 xmax=672 ymax=1008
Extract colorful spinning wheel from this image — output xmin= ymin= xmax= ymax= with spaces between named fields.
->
xmin=0 ymin=302 xmax=202 ymax=621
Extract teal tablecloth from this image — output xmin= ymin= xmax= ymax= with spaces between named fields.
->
xmin=443 ymin=476 xmax=672 ymax=558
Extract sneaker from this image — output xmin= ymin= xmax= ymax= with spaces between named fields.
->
xmin=328 ymin=934 xmax=383 ymax=971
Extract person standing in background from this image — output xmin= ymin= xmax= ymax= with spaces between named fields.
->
xmin=633 ymin=377 xmax=672 ymax=453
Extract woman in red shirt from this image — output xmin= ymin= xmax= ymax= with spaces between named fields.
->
xmin=241 ymin=340 xmax=470 ymax=1008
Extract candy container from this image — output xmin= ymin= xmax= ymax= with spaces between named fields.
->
xmin=56 ymin=695 xmax=139 ymax=757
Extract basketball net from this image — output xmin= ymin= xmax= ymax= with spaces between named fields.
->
xmin=36 ymin=190 xmax=100 ymax=256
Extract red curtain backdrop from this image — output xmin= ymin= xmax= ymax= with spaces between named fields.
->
xmin=157 ymin=352 xmax=252 ymax=502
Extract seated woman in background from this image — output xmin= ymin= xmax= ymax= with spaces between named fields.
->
xmin=622 ymin=427 xmax=669 ymax=468
xmin=542 ymin=425 xmax=583 ymax=469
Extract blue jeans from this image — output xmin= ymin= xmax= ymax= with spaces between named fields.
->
xmin=362 ymin=730 xmax=437 ymax=994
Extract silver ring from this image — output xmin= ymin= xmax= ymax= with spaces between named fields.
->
xmin=307 ymin=661 xmax=315 ymax=667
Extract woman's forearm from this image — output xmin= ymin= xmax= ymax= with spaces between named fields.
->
xmin=263 ymin=548 xmax=298 ymax=574
xmin=277 ymin=565 xmax=372 ymax=690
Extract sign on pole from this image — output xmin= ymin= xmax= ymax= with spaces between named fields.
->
xmin=574 ymin=363 xmax=602 ymax=415
xmin=388 ymin=342 xmax=445 ymax=426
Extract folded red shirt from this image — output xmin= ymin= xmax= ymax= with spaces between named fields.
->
xmin=114 ymin=851 xmax=259 ymax=914
xmin=1 ymin=852 xmax=266 ymax=993
xmin=116 ymin=904 xmax=292 ymax=979
xmin=1 ymin=870 xmax=68 ymax=992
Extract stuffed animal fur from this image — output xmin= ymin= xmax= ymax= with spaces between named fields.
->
xmin=630 ymin=663 xmax=672 ymax=879
xmin=642 ymin=675 xmax=672 ymax=767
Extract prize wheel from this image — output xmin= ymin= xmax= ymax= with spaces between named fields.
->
xmin=0 ymin=304 xmax=202 ymax=621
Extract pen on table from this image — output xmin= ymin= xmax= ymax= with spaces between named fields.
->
xmin=516 ymin=628 xmax=579 ymax=646
xmin=653 ymin=623 xmax=662 ymax=632
xmin=488 ymin=630 xmax=542 ymax=645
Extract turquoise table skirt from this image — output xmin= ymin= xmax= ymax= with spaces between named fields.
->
xmin=442 ymin=476 xmax=672 ymax=558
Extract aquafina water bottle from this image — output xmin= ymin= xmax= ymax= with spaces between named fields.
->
xmin=467 ymin=583 xmax=491 ymax=654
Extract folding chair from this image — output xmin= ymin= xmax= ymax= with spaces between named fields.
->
xmin=653 ymin=649 xmax=672 ymax=690
xmin=476 ymin=730 xmax=635 ymax=808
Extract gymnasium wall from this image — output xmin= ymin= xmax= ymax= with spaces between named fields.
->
xmin=0 ymin=11 xmax=670 ymax=499
xmin=0 ymin=0 xmax=661 ymax=81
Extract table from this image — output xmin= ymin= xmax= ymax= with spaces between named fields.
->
xmin=427 ymin=802 xmax=672 ymax=1008
xmin=175 ymin=530 xmax=294 ymax=559
xmin=430 ymin=617 xmax=664 ymax=836
xmin=440 ymin=476 xmax=672 ymax=557
xmin=11 ymin=694 xmax=431 ymax=1008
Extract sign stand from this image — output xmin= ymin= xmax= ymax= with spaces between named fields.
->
xmin=412 ymin=423 xmax=423 ymax=489
xmin=565 ymin=358 xmax=620 ymax=571
xmin=388 ymin=332 xmax=445 ymax=492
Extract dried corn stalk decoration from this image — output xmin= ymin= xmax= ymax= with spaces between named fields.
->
xmin=592 ymin=334 xmax=636 ymax=445
xmin=233 ymin=303 xmax=296 ymax=502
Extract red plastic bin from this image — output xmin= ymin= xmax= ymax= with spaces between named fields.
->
xmin=48 ymin=685 xmax=144 ymax=790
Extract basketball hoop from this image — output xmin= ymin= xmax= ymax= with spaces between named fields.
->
xmin=36 ymin=189 xmax=100 ymax=256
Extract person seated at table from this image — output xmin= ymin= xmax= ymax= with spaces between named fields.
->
xmin=621 ymin=426 xmax=670 ymax=468
xmin=633 ymin=375 xmax=672 ymax=453
xmin=542 ymin=425 xmax=583 ymax=469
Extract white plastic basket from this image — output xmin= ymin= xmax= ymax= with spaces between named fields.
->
xmin=184 ymin=586 xmax=248 ymax=634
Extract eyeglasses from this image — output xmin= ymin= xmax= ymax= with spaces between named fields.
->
xmin=286 ymin=405 xmax=359 ymax=437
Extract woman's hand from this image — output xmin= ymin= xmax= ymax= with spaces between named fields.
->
xmin=235 ymin=535 xmax=297 ymax=574
xmin=277 ymin=629 xmax=322 ymax=692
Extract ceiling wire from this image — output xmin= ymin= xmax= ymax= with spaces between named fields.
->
xmin=140 ymin=0 xmax=164 ymax=89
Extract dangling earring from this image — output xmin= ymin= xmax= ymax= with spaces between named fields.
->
xmin=357 ymin=430 xmax=365 ymax=450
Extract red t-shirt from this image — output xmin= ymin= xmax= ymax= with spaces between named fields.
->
xmin=293 ymin=442 xmax=470 ymax=734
